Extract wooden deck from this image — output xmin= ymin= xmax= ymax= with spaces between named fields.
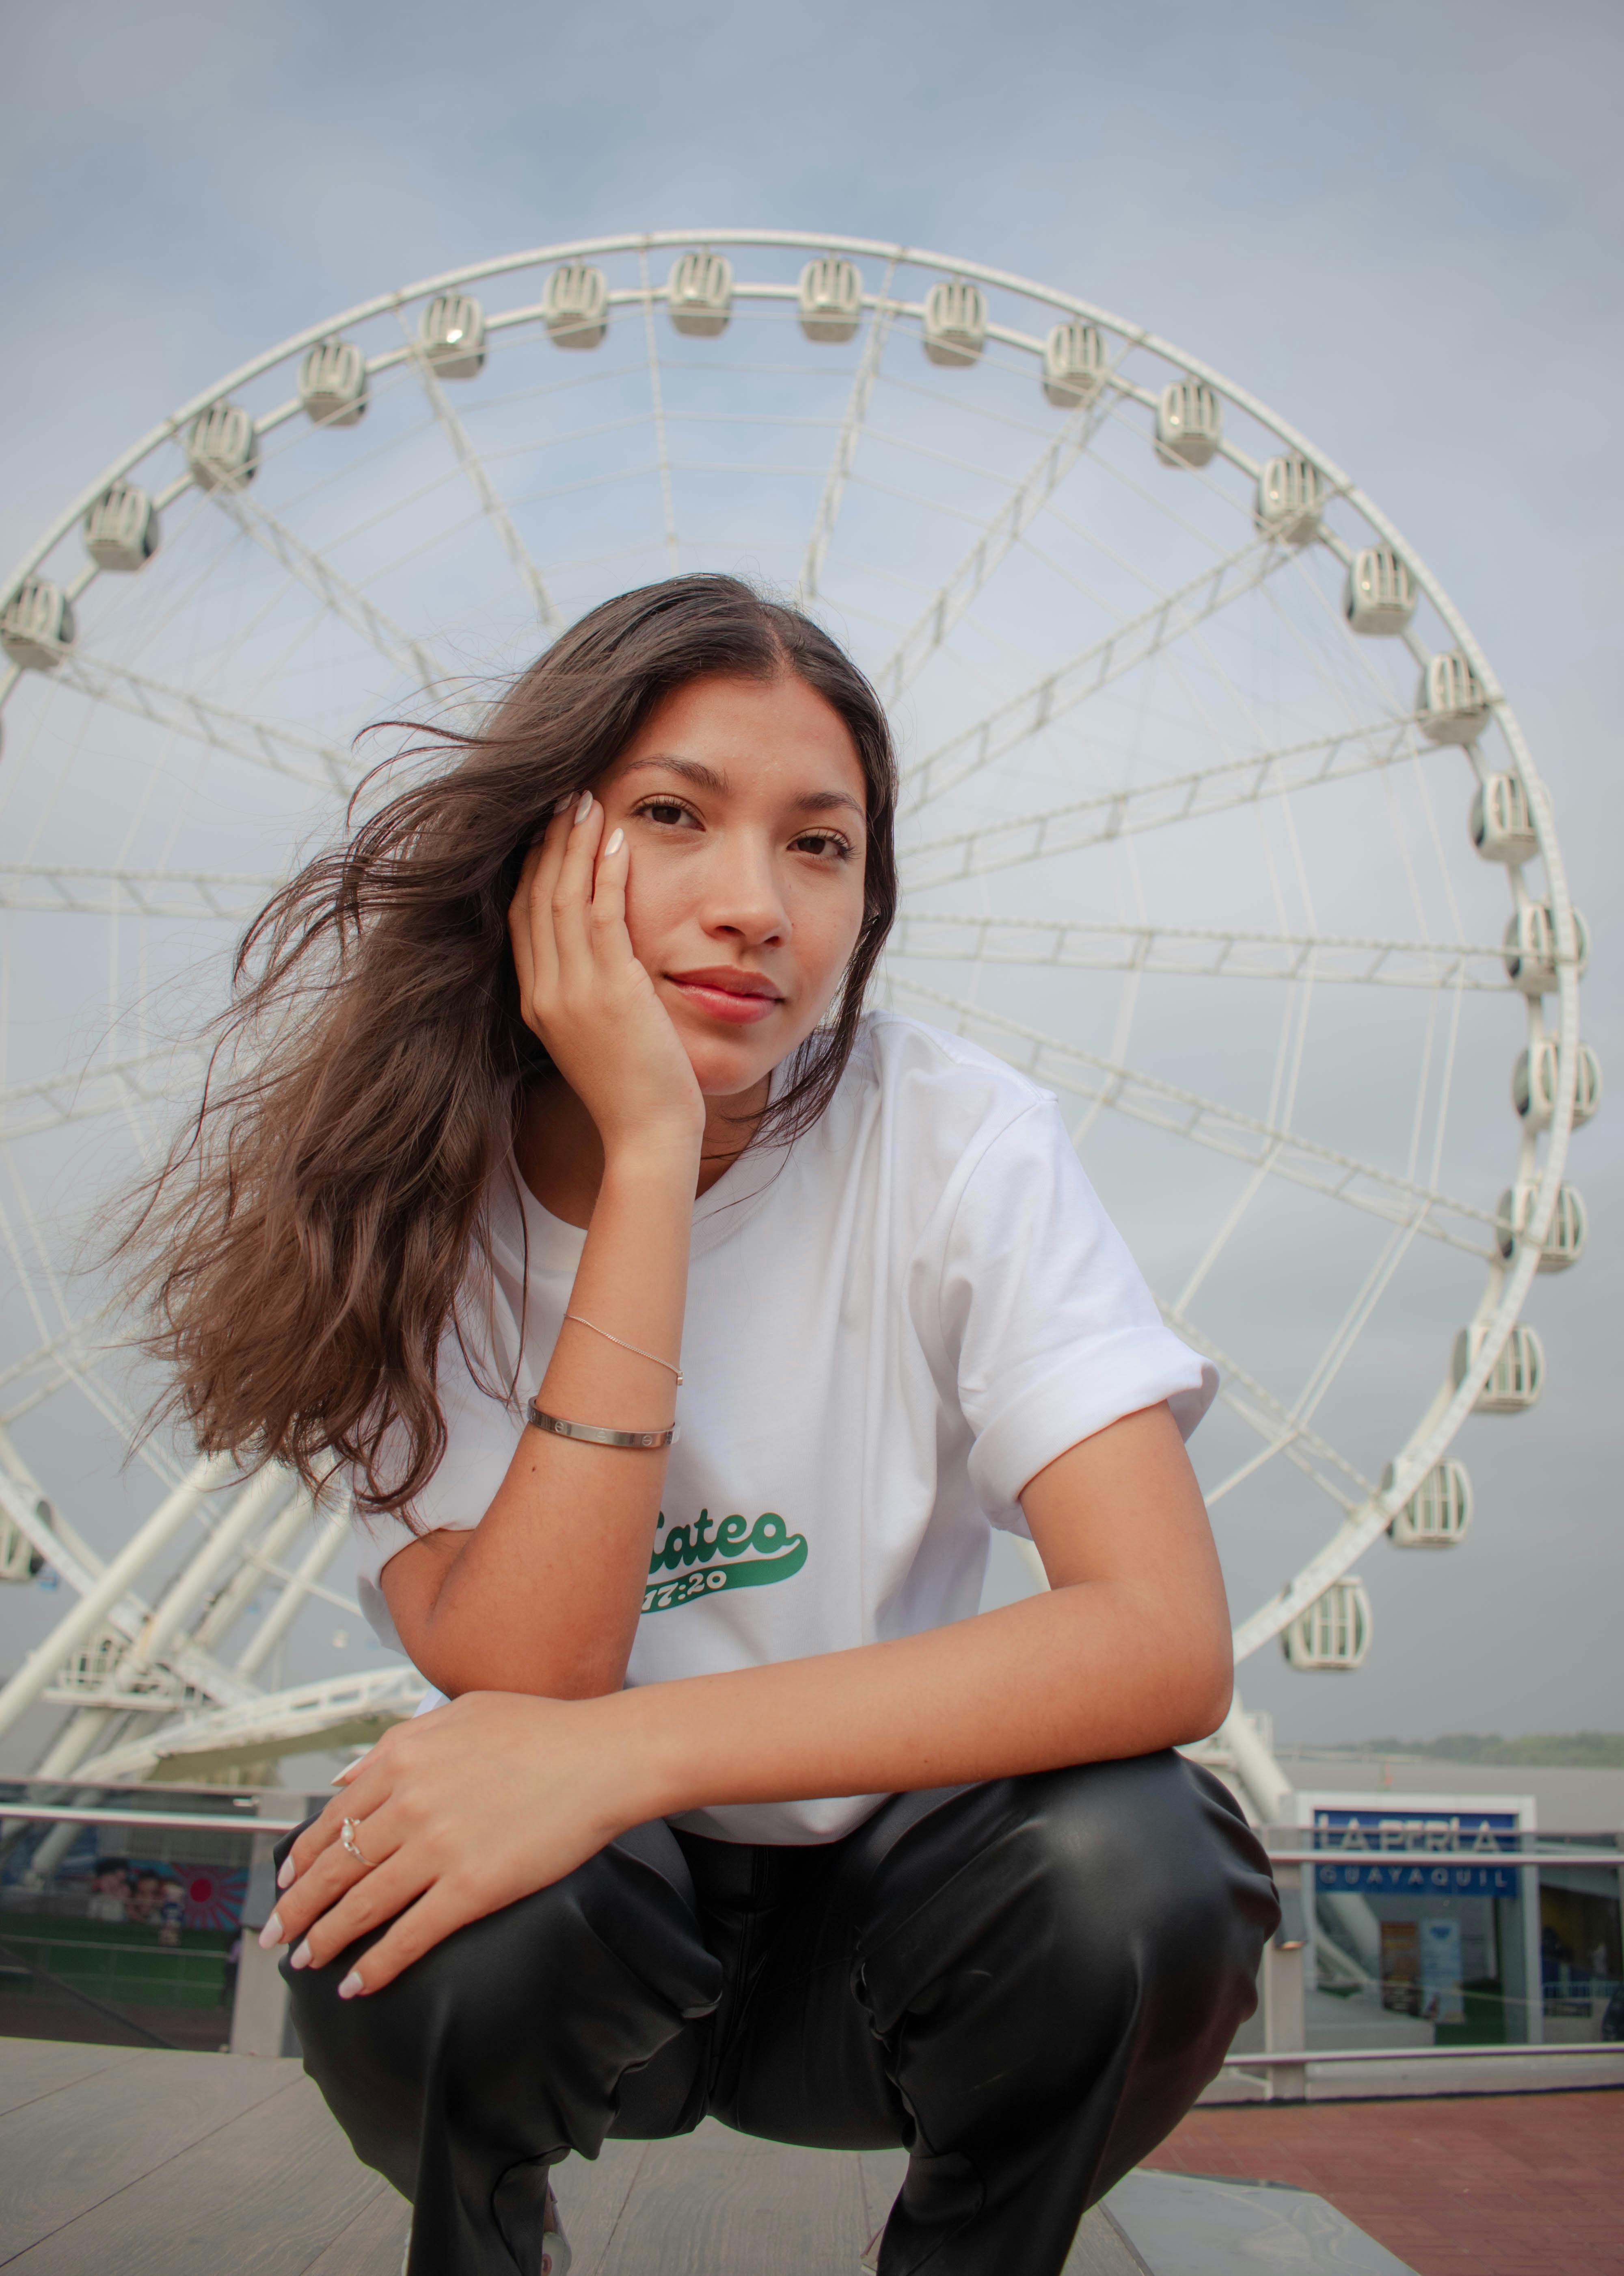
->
xmin=0 ymin=2035 xmax=1425 ymax=2274
xmin=0 ymin=2036 xmax=1142 ymax=2275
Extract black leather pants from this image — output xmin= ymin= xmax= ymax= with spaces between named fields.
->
xmin=283 ymin=1753 xmax=1276 ymax=2276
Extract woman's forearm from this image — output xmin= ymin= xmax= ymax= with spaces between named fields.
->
xmin=400 ymin=1131 xmax=699 ymax=1696
xmin=607 ymin=1578 xmax=1234 ymax=1825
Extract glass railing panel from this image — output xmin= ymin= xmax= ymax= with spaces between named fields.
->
xmin=0 ymin=1779 xmax=298 ymax=2052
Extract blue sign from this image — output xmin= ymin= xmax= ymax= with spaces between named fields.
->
xmin=1312 ymin=1807 xmax=1522 ymax=1850
xmin=1309 ymin=1806 xmax=1525 ymax=1900
xmin=1313 ymin=1859 xmax=1520 ymax=1898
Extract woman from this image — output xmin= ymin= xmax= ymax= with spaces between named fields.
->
xmin=127 ymin=575 xmax=1276 ymax=2276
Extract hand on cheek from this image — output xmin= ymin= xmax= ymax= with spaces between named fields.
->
xmin=506 ymin=797 xmax=704 ymax=1157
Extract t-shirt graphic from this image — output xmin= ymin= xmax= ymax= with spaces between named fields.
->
xmin=643 ymin=1507 xmax=807 ymax=1615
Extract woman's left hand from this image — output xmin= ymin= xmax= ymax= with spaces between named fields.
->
xmin=261 ymin=1690 xmax=651 ymax=1995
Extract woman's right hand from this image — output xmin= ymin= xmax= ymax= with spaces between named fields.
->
xmin=509 ymin=791 xmax=704 ymax=1159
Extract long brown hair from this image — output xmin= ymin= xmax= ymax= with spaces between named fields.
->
xmin=114 ymin=576 xmax=898 ymax=1523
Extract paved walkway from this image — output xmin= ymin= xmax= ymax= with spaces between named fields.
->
xmin=1143 ymin=2088 xmax=1623 ymax=2276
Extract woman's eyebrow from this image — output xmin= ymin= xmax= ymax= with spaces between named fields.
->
xmin=795 ymin=788 xmax=864 ymax=818
xmin=620 ymin=755 xmax=728 ymax=793
xmin=620 ymin=756 xmax=862 ymax=817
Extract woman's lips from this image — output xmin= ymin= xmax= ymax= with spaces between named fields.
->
xmin=667 ymin=974 xmax=784 ymax=1025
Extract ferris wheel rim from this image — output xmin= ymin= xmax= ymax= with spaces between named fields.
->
xmin=0 ymin=225 xmax=1587 ymax=1688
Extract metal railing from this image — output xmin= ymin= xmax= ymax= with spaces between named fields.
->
xmin=0 ymin=1792 xmax=1618 ymax=2077
xmin=1234 ymin=1830 xmax=1624 ymax=2094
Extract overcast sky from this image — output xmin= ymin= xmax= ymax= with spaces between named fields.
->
xmin=1 ymin=0 xmax=1619 ymax=1746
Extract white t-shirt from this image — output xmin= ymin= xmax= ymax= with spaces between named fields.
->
xmin=351 ymin=1012 xmax=1216 ymax=1844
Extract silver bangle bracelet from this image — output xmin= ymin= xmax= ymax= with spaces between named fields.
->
xmin=526 ymin=1399 xmax=678 ymax=1450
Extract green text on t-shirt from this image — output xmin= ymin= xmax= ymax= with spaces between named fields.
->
xmin=642 ymin=1508 xmax=807 ymax=1615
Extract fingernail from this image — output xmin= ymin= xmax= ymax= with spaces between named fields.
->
xmin=258 ymin=1911 xmax=283 ymax=1949
xmin=338 ymin=1970 xmax=364 ymax=2000
xmin=604 ymin=827 xmax=624 ymax=856
xmin=290 ymin=1940 xmax=313 ymax=1970
xmin=277 ymin=1856 xmax=296 ymax=1888
xmin=574 ymin=790 xmax=592 ymax=824
xmin=554 ymin=791 xmax=572 ymax=813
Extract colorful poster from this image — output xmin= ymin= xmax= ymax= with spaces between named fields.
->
xmin=79 ymin=1856 xmax=248 ymax=1932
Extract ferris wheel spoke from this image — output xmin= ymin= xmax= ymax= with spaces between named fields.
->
xmin=797 ymin=259 xmax=898 ymax=604
xmin=186 ymin=1488 xmax=315 ymax=1655
xmin=638 ymin=248 xmax=680 ymax=575
xmin=1212 ymin=1389 xmax=1366 ymax=1514
xmin=900 ymin=714 xmax=1424 ymax=888
xmin=209 ymin=490 xmax=448 ymax=691
xmin=888 ymin=976 xmax=1497 ymax=1256
xmin=0 ymin=863 xmax=279 ymax=921
xmin=871 ymin=397 xmax=1114 ymax=705
xmin=0 ymin=1189 xmax=183 ymax=1484
xmin=4 ymin=1365 xmax=88 ymax=1430
xmin=232 ymin=1542 xmax=360 ymax=1635
xmin=404 ymin=340 xmax=559 ymax=629
xmin=897 ymin=533 xmax=1285 ymax=820
xmin=884 ymin=912 xmax=1507 ymax=991
xmin=0 ymin=1317 xmax=130 ymax=1434
xmin=52 ymin=655 xmax=352 ymax=794
xmin=0 ymin=1310 xmax=118 ymax=1406
xmin=1157 ymin=1303 xmax=1372 ymax=1509
xmin=0 ymin=1046 xmax=204 ymax=1140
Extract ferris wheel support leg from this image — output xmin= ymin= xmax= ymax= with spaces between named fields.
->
xmin=0 ymin=1454 xmax=233 ymax=1749
xmin=1214 ymin=1690 xmax=1294 ymax=1825
xmin=33 ymin=1704 xmax=126 ymax=1780
xmin=233 ymin=1507 xmax=346 ymax=1677
xmin=127 ymin=1467 xmax=289 ymax=1677
xmin=190 ymin=1489 xmax=314 ymax=1654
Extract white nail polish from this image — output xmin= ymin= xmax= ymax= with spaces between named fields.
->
xmin=290 ymin=1940 xmax=312 ymax=1970
xmin=574 ymin=790 xmax=592 ymax=824
xmin=337 ymin=1970 xmax=364 ymax=2000
xmin=554 ymin=792 xmax=572 ymax=813
xmin=604 ymin=827 xmax=624 ymax=856
xmin=277 ymin=1856 xmax=296 ymax=1889
xmin=257 ymin=1910 xmax=283 ymax=1950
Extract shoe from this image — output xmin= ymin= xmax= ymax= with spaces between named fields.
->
xmin=540 ymin=2184 xmax=572 ymax=2276
xmin=400 ymin=2186 xmax=570 ymax=2276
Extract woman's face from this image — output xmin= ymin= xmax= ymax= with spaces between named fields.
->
xmin=594 ymin=671 xmax=869 ymax=1101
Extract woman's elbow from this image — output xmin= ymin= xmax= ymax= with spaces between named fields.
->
xmin=413 ymin=1632 xmax=630 ymax=1702
xmin=1169 ymin=1633 xmax=1233 ymax=1746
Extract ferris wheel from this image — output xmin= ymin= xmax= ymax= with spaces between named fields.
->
xmin=0 ymin=230 xmax=1596 ymax=1793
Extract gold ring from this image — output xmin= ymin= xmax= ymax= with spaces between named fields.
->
xmin=340 ymin=1816 xmax=374 ymax=1869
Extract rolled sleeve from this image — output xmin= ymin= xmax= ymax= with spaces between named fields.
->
xmin=940 ymin=1102 xmax=1218 ymax=1531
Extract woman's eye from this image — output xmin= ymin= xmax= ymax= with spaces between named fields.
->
xmin=792 ymin=831 xmax=854 ymax=862
xmin=636 ymin=799 xmax=697 ymax=828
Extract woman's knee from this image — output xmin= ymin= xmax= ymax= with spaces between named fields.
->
xmin=286 ymin=1830 xmax=720 ymax=2127
xmin=285 ymin=1865 xmax=598 ymax=2094
xmin=1019 ymin=1754 xmax=1278 ymax=1981
xmin=866 ymin=1755 xmax=1276 ymax=2032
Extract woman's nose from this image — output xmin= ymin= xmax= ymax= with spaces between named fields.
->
xmin=702 ymin=837 xmax=790 ymax=945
